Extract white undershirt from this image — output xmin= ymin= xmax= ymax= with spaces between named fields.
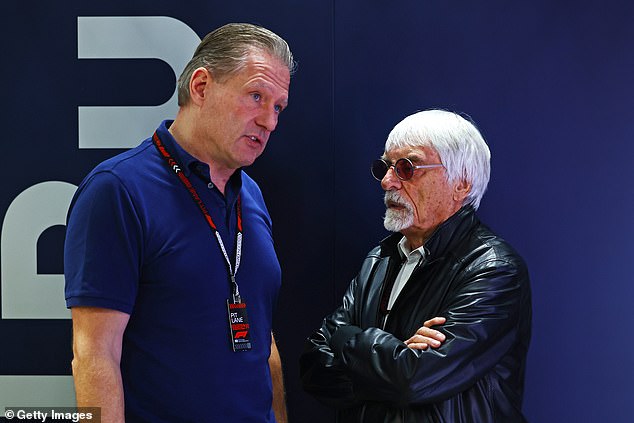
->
xmin=387 ymin=237 xmax=427 ymax=310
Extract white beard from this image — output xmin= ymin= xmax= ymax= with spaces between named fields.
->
xmin=383 ymin=191 xmax=415 ymax=232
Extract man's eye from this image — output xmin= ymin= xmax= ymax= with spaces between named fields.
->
xmin=274 ymin=105 xmax=283 ymax=113
xmin=252 ymin=93 xmax=261 ymax=101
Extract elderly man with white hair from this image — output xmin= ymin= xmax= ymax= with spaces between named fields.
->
xmin=300 ymin=109 xmax=532 ymax=422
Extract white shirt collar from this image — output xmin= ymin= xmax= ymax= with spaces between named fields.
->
xmin=397 ymin=236 xmax=426 ymax=260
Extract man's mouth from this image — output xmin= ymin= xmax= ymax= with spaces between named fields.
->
xmin=386 ymin=200 xmax=406 ymax=210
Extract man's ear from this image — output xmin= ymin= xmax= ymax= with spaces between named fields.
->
xmin=453 ymin=179 xmax=472 ymax=203
xmin=189 ymin=67 xmax=212 ymax=106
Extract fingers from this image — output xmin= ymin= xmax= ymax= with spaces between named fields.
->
xmin=423 ymin=316 xmax=446 ymax=328
xmin=405 ymin=316 xmax=447 ymax=350
xmin=404 ymin=336 xmax=431 ymax=350
xmin=405 ymin=331 xmax=444 ymax=349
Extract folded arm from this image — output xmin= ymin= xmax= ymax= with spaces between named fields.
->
xmin=302 ymin=257 xmax=530 ymax=407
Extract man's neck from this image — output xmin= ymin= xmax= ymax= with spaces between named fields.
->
xmin=402 ymin=229 xmax=433 ymax=251
xmin=401 ymin=205 xmax=464 ymax=251
xmin=403 ymin=237 xmax=425 ymax=251
xmin=168 ymin=118 xmax=235 ymax=195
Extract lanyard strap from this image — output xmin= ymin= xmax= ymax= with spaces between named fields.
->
xmin=152 ymin=132 xmax=244 ymax=303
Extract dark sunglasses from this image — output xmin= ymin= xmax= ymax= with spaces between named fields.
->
xmin=371 ymin=158 xmax=444 ymax=181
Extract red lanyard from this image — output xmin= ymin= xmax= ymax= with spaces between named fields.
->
xmin=152 ymin=132 xmax=244 ymax=303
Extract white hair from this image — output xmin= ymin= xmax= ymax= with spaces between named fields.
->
xmin=385 ymin=109 xmax=491 ymax=209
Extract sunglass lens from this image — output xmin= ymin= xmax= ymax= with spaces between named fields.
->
xmin=395 ymin=159 xmax=414 ymax=180
xmin=371 ymin=159 xmax=388 ymax=180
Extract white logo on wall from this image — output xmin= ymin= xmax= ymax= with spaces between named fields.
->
xmin=78 ymin=16 xmax=200 ymax=149
xmin=0 ymin=15 xmax=200 ymax=406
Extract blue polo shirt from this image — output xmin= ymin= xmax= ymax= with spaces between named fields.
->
xmin=64 ymin=120 xmax=281 ymax=422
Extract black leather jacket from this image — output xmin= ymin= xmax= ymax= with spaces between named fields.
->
xmin=300 ymin=207 xmax=531 ymax=422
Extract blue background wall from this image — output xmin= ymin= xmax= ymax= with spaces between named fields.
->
xmin=2 ymin=1 xmax=634 ymax=422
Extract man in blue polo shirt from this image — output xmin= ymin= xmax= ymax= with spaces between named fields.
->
xmin=64 ymin=23 xmax=295 ymax=422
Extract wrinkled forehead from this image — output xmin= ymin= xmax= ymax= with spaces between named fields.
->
xmin=245 ymin=50 xmax=291 ymax=85
xmin=382 ymin=145 xmax=440 ymax=162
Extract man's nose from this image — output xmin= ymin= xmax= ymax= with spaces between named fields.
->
xmin=381 ymin=166 xmax=402 ymax=191
xmin=256 ymin=107 xmax=278 ymax=132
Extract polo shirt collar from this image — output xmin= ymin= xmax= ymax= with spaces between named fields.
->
xmin=157 ymin=120 xmax=197 ymax=178
xmin=157 ymin=120 xmax=243 ymax=200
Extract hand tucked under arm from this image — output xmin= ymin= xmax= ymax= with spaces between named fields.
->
xmin=404 ymin=317 xmax=446 ymax=350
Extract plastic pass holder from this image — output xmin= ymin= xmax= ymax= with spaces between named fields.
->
xmin=227 ymin=299 xmax=252 ymax=352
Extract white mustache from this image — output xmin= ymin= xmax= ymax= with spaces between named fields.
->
xmin=384 ymin=191 xmax=413 ymax=211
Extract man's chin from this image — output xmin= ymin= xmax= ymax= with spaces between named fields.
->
xmin=383 ymin=210 xmax=413 ymax=233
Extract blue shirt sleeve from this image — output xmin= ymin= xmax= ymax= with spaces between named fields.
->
xmin=64 ymin=170 xmax=142 ymax=314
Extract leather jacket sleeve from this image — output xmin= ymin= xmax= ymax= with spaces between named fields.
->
xmin=299 ymin=261 xmax=366 ymax=408
xmin=300 ymin=248 xmax=530 ymax=408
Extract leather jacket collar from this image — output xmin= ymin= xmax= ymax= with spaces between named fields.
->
xmin=379 ymin=205 xmax=478 ymax=260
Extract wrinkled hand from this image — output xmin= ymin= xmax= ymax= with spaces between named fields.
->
xmin=404 ymin=317 xmax=446 ymax=350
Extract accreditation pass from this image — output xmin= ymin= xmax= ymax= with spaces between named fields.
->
xmin=227 ymin=300 xmax=252 ymax=351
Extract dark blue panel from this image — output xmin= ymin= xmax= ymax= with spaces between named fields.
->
xmin=334 ymin=1 xmax=634 ymax=422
